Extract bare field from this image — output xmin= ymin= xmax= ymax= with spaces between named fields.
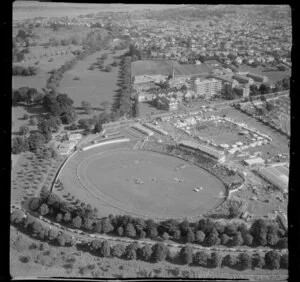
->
xmin=57 ymin=49 xmax=127 ymax=107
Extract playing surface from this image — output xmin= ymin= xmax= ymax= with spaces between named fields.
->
xmin=67 ymin=148 xmax=226 ymax=219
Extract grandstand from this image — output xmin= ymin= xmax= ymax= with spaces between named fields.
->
xmin=132 ymin=123 xmax=154 ymax=136
xmin=143 ymin=123 xmax=168 ymax=136
xmin=255 ymin=165 xmax=288 ymax=193
xmin=179 ymin=140 xmax=225 ymax=163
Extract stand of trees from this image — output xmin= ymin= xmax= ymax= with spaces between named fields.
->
xmin=13 ymin=65 xmax=38 ymax=76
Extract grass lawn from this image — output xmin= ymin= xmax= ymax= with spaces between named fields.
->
xmin=59 ymin=147 xmax=226 ymax=219
xmin=57 ymin=49 xmax=127 ymax=108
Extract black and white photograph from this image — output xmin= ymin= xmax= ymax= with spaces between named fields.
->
xmin=10 ymin=2 xmax=292 ymax=280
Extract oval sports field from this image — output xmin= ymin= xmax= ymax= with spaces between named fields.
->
xmin=59 ymin=146 xmax=226 ymax=219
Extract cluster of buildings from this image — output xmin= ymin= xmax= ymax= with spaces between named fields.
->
xmin=133 ymin=63 xmax=274 ymax=111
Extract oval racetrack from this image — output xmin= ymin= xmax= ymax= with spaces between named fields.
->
xmin=60 ymin=147 xmax=226 ymax=219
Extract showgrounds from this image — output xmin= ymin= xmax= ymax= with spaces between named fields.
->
xmin=57 ymin=138 xmax=229 ymax=220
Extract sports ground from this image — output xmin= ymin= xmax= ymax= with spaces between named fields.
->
xmin=59 ymin=146 xmax=226 ymax=219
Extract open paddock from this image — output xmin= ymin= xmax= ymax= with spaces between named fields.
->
xmin=57 ymin=49 xmax=127 ymax=107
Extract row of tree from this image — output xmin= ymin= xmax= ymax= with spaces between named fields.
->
xmin=13 ymin=65 xmax=38 ymax=76
xmin=31 ymin=190 xmax=287 ymax=249
xmin=10 ymin=209 xmax=288 ymax=270
xmin=111 ymin=56 xmax=135 ymax=120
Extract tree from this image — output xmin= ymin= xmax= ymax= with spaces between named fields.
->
xmin=221 ymin=233 xmax=230 ymax=246
xmin=195 ymin=230 xmax=205 ymax=244
xmin=63 ymin=212 xmax=72 ymax=223
xmin=100 ymin=240 xmax=111 ymax=257
xmin=173 ymin=229 xmax=181 ymax=240
xmin=104 ymin=65 xmax=112 ymax=72
xmin=117 ymin=226 xmax=124 ymax=236
xmin=125 ymin=223 xmax=136 ymax=238
xmin=57 ymin=232 xmax=69 ymax=246
xmin=282 ymin=77 xmax=290 ymax=90
xmin=28 ymin=132 xmax=45 ymax=151
xmin=139 ymin=245 xmax=152 ymax=261
xmin=232 ymin=231 xmax=244 ymax=247
xmin=162 ymin=232 xmax=169 ymax=240
xmin=11 ymin=210 xmax=26 ymax=224
xmin=19 ymin=125 xmax=30 ymax=136
xmin=48 ymin=228 xmax=59 ymax=241
xmin=280 ymin=253 xmax=288 ymax=269
xmin=267 ymin=232 xmax=279 ymax=247
xmin=222 ymin=254 xmax=237 ymax=268
xmin=228 ymin=203 xmax=241 ymax=218
xmin=250 ymin=84 xmax=259 ymax=96
xmin=90 ymin=240 xmax=102 ymax=253
xmin=82 ymin=218 xmax=94 ymax=231
xmin=148 ymin=227 xmax=158 ymax=239
xmin=30 ymin=197 xmax=41 ymax=211
xmin=101 ymin=218 xmax=114 ymax=234
xmin=152 ymin=243 xmax=169 ymax=262
xmin=259 ymin=83 xmax=271 ymax=95
xmin=12 ymin=136 xmax=29 ymax=154
xmin=222 ymin=84 xmax=235 ymax=100
xmin=185 ymin=228 xmax=195 ymax=243
xmin=81 ymin=101 xmax=92 ymax=114
xmin=39 ymin=203 xmax=49 ymax=216
xmin=238 ymin=253 xmax=252 ymax=270
xmin=72 ymin=216 xmax=82 ymax=229
xmin=180 ymin=245 xmax=193 ymax=265
xmin=198 ymin=218 xmax=215 ymax=234
xmin=206 ymin=228 xmax=220 ymax=246
xmin=111 ymin=244 xmax=126 ymax=258
xmin=56 ymin=213 xmax=63 ymax=222
xmin=277 ymin=238 xmax=288 ymax=249
xmin=125 ymin=243 xmax=138 ymax=260
xmin=194 ymin=251 xmax=209 ymax=266
xmin=265 ymin=250 xmax=280 ymax=270
xmin=243 ymin=233 xmax=253 ymax=246
xmin=210 ymin=252 xmax=222 ymax=267
xmin=252 ymin=253 xmax=265 ymax=269
xmin=260 ymin=95 xmax=266 ymax=102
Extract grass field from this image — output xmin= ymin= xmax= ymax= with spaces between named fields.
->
xmin=59 ymin=147 xmax=226 ymax=219
xmin=57 ymin=49 xmax=127 ymax=107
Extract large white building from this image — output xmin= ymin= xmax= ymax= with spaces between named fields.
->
xmin=192 ymin=78 xmax=222 ymax=98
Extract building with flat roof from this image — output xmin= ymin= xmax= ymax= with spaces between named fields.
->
xmin=244 ymin=157 xmax=265 ymax=166
xmin=247 ymin=73 xmax=268 ymax=83
xmin=179 ymin=140 xmax=225 ymax=163
xmin=232 ymin=74 xmax=254 ymax=85
xmin=192 ymin=78 xmax=222 ymax=98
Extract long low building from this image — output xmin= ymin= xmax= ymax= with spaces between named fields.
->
xmin=143 ymin=123 xmax=168 ymax=136
xmin=179 ymin=140 xmax=225 ymax=163
xmin=132 ymin=123 xmax=154 ymax=136
xmin=255 ymin=165 xmax=289 ymax=193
